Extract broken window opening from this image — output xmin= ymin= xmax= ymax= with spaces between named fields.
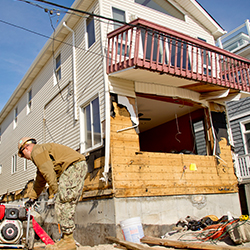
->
xmin=137 ymin=94 xmax=211 ymax=155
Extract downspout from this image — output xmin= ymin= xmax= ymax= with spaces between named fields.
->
xmin=99 ymin=0 xmax=110 ymax=183
xmin=63 ymin=22 xmax=78 ymax=120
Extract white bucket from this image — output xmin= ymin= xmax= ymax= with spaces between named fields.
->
xmin=120 ymin=217 xmax=144 ymax=243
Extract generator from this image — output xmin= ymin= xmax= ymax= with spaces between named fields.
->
xmin=0 ymin=204 xmax=27 ymax=245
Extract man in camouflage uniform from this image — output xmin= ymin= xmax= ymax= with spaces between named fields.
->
xmin=18 ymin=137 xmax=87 ymax=250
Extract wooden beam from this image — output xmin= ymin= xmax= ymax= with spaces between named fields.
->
xmin=141 ymin=236 xmax=250 ymax=250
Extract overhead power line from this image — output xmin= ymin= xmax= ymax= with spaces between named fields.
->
xmin=33 ymin=0 xmax=135 ymax=27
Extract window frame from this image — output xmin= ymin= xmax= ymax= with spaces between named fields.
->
xmin=11 ymin=154 xmax=17 ymax=174
xmin=80 ymin=94 xmax=103 ymax=154
xmin=85 ymin=14 xmax=96 ymax=49
xmin=13 ymin=107 xmax=18 ymax=129
xmin=27 ymin=89 xmax=32 ymax=115
xmin=24 ymin=158 xmax=27 ymax=171
xmin=112 ymin=7 xmax=131 ymax=57
xmin=240 ymin=120 xmax=250 ymax=154
xmin=54 ymin=53 xmax=61 ymax=85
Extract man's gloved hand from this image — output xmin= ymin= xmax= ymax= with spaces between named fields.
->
xmin=25 ymin=198 xmax=36 ymax=209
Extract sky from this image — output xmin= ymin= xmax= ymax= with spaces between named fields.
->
xmin=0 ymin=0 xmax=250 ymax=111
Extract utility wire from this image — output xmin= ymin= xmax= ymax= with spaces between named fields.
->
xmin=33 ymin=0 xmax=136 ymax=27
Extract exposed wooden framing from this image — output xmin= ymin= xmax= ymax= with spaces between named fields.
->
xmin=110 ymin=102 xmax=238 ymax=198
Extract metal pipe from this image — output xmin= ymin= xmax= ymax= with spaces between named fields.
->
xmin=63 ymin=22 xmax=78 ymax=120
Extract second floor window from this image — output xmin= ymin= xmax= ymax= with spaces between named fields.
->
xmin=86 ymin=15 xmax=95 ymax=48
xmin=14 ymin=107 xmax=18 ymax=129
xmin=55 ymin=54 xmax=61 ymax=83
xmin=27 ymin=89 xmax=32 ymax=114
xmin=112 ymin=7 xmax=125 ymax=30
xmin=12 ymin=154 xmax=17 ymax=174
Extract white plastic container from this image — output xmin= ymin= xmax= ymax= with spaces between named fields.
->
xmin=120 ymin=217 xmax=144 ymax=243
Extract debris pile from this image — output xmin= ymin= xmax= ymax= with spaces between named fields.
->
xmin=163 ymin=213 xmax=250 ymax=246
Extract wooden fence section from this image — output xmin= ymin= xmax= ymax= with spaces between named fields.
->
xmin=110 ymin=102 xmax=238 ymax=198
xmin=107 ymin=18 xmax=250 ymax=93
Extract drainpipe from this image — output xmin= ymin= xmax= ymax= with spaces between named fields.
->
xmin=99 ymin=3 xmax=110 ymax=183
xmin=100 ymin=77 xmax=111 ymax=184
xmin=63 ymin=22 xmax=78 ymax=120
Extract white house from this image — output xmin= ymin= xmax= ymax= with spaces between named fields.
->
xmin=1 ymin=0 xmax=250 ymax=245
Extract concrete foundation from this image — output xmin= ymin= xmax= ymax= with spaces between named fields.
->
xmin=42 ymin=193 xmax=241 ymax=246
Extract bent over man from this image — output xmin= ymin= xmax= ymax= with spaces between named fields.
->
xmin=18 ymin=137 xmax=87 ymax=250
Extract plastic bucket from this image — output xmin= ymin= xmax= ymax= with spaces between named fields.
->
xmin=120 ymin=217 xmax=144 ymax=243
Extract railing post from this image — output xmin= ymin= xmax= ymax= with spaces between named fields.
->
xmin=134 ymin=27 xmax=141 ymax=66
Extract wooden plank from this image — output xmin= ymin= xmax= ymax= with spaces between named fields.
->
xmin=141 ymin=236 xmax=250 ymax=250
xmin=114 ymin=185 xmax=237 ymax=197
xmin=106 ymin=236 xmax=176 ymax=250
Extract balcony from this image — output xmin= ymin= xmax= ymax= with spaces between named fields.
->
xmin=235 ymin=154 xmax=250 ymax=183
xmin=107 ymin=18 xmax=250 ymax=95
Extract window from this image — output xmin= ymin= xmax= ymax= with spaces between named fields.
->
xmin=27 ymin=89 xmax=32 ymax=114
xmin=13 ymin=107 xmax=18 ymax=129
xmin=112 ymin=7 xmax=125 ymax=30
xmin=86 ymin=15 xmax=95 ymax=48
xmin=24 ymin=159 xmax=27 ymax=171
xmin=243 ymin=122 xmax=250 ymax=154
xmin=193 ymin=120 xmax=207 ymax=155
xmin=0 ymin=165 xmax=2 ymax=175
xmin=81 ymin=96 xmax=102 ymax=152
xmin=55 ymin=53 xmax=61 ymax=83
xmin=112 ymin=7 xmax=129 ymax=56
xmin=12 ymin=154 xmax=17 ymax=174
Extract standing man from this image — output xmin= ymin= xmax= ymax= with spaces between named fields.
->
xmin=18 ymin=137 xmax=87 ymax=250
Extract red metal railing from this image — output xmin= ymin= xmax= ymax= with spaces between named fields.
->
xmin=107 ymin=18 xmax=250 ymax=92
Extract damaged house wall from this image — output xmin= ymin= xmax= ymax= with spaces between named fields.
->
xmin=109 ymin=94 xmax=240 ymax=237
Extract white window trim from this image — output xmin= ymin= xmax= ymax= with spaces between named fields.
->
xmin=240 ymin=119 xmax=250 ymax=154
xmin=53 ymin=53 xmax=61 ymax=86
xmin=13 ymin=107 xmax=18 ymax=129
xmin=79 ymin=93 xmax=103 ymax=154
xmin=27 ymin=89 xmax=32 ymax=115
xmin=24 ymin=158 xmax=27 ymax=171
xmin=11 ymin=154 xmax=17 ymax=174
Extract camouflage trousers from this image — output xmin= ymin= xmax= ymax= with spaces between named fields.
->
xmin=55 ymin=160 xmax=87 ymax=234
